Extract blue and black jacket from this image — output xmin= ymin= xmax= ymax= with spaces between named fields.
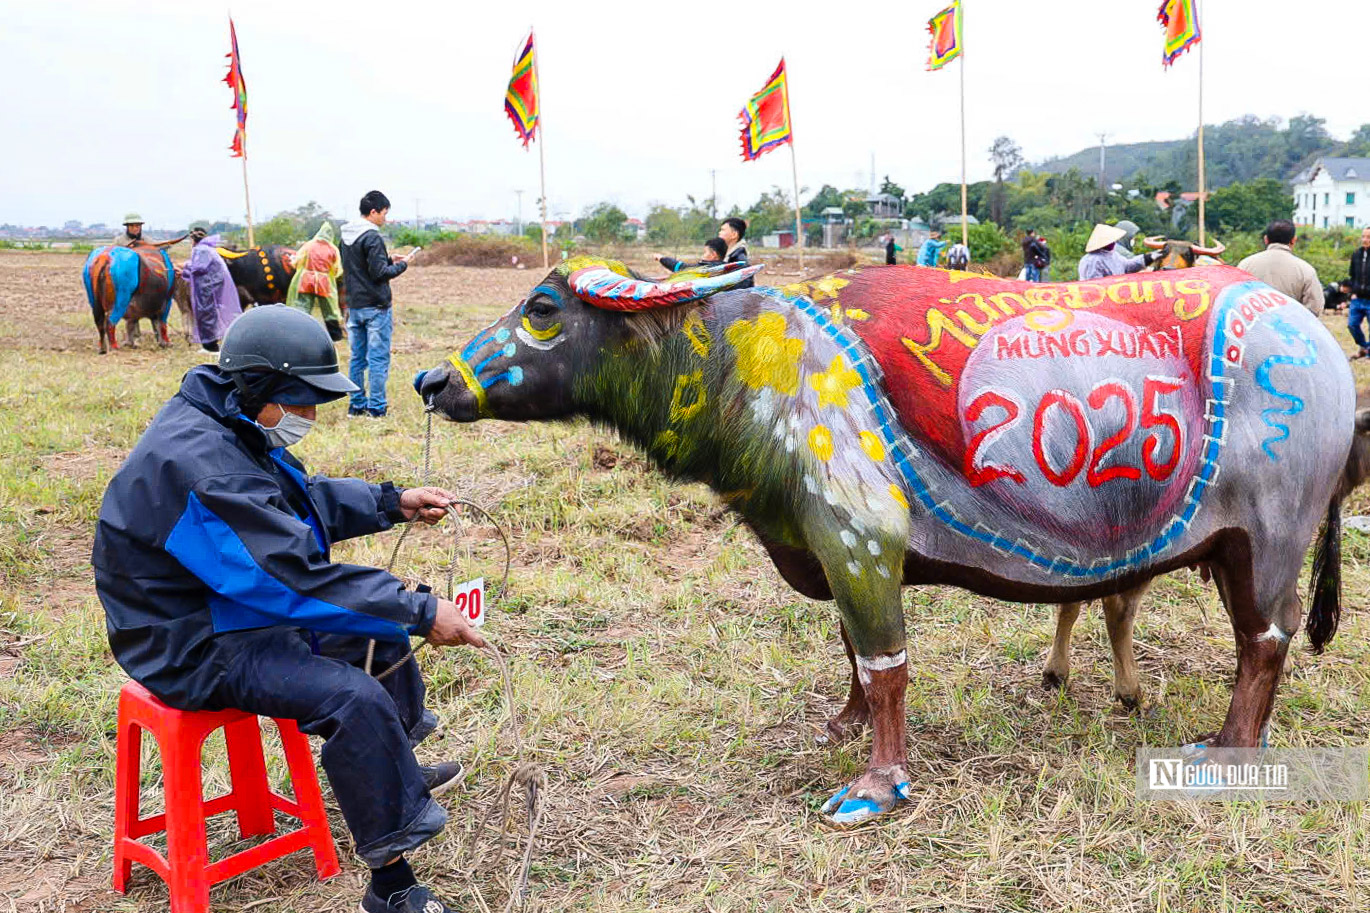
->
xmin=93 ymin=365 xmax=436 ymax=709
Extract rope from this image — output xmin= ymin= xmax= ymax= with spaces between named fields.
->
xmin=366 ymin=409 xmax=543 ymax=911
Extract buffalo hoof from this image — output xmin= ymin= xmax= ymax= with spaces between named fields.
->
xmin=1114 ymin=690 xmax=1144 ymax=712
xmin=1041 ymin=668 xmax=1068 ymax=691
xmin=819 ymin=706 xmax=870 ymax=746
xmin=820 ymin=764 xmax=911 ymax=825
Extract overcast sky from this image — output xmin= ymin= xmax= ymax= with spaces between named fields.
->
xmin=4 ymin=0 xmax=1366 ymax=229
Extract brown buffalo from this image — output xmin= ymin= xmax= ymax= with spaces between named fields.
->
xmin=82 ymin=238 xmax=185 ymax=354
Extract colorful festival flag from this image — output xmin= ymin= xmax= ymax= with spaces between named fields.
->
xmin=505 ymin=31 xmax=539 ymax=147
xmin=737 ymin=59 xmax=792 ymax=162
xmin=224 ymin=18 xmax=248 ymax=157
xmin=1158 ymin=0 xmax=1201 ymax=67
xmin=926 ymin=2 xmax=963 ymax=71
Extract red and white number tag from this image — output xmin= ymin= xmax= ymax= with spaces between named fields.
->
xmin=452 ymin=577 xmax=485 ymax=627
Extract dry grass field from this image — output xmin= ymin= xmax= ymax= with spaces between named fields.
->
xmin=3 ymin=248 xmax=1370 ymax=912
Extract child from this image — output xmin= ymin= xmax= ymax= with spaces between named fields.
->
xmin=656 ymin=237 xmax=728 ymax=273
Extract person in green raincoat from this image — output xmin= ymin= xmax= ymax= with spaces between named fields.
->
xmin=286 ymin=222 xmax=345 ymax=341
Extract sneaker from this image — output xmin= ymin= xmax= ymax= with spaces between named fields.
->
xmin=420 ymin=760 xmax=464 ymax=797
xmin=360 ymin=884 xmax=455 ymax=913
xmin=348 ymin=406 xmax=367 ymax=417
xmin=368 ymin=407 xmax=388 ymax=419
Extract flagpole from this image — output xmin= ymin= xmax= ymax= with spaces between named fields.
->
xmin=537 ymin=132 xmax=549 ymax=269
xmin=241 ymin=148 xmax=255 ymax=248
xmin=1196 ymin=37 xmax=1206 ymax=246
xmin=533 ymin=32 xmax=550 ymax=270
xmin=789 ymin=144 xmax=804 ymax=272
xmin=784 ymin=62 xmax=804 ymax=272
xmin=959 ymin=42 xmax=968 ymax=246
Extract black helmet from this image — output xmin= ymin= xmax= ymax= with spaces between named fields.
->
xmin=219 ymin=305 xmax=357 ymax=399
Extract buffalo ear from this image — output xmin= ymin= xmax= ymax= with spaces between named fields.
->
xmin=568 ymin=262 xmax=764 ymax=312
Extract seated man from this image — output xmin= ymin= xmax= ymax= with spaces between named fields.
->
xmin=655 ymin=237 xmax=727 ymax=273
xmin=93 ymin=305 xmax=482 ymax=913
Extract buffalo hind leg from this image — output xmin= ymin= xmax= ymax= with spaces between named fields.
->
xmin=1042 ymin=602 xmax=1083 ymax=690
xmin=821 ymin=622 xmax=870 ymax=745
xmin=1209 ymin=563 xmax=1298 ymax=748
xmin=1104 ymin=582 xmax=1150 ymax=710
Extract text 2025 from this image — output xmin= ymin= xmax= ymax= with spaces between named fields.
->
xmin=963 ymin=376 xmax=1186 ymax=489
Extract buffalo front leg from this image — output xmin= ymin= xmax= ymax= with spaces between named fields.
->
xmin=821 ymin=622 xmax=870 ymax=745
xmin=1042 ymin=602 xmax=1083 ymax=690
xmin=812 ymin=525 xmax=909 ymax=824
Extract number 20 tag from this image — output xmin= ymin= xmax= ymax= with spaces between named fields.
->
xmin=451 ymin=577 xmax=485 ymax=627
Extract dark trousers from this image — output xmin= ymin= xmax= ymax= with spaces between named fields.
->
xmin=1348 ymin=298 xmax=1370 ymax=351
xmin=205 ymin=630 xmax=445 ymax=868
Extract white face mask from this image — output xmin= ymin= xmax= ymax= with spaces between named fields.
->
xmin=259 ymin=410 xmax=315 ymax=449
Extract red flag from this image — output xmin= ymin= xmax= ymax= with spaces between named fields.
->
xmin=1158 ymin=0 xmax=1201 ymax=67
xmin=738 ymin=59 xmax=792 ymax=162
xmin=224 ymin=18 xmax=248 ymax=157
xmin=504 ymin=31 xmax=539 ymax=147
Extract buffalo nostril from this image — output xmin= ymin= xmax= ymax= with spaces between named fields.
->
xmin=416 ymin=368 xmax=450 ymax=400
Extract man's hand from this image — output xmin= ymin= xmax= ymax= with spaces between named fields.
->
xmin=400 ymin=487 xmax=456 ymax=524
xmin=425 ymin=598 xmax=487 ymax=649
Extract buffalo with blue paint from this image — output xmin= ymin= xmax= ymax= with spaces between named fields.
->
xmin=418 ymin=257 xmax=1356 ymax=824
xmin=83 ymin=237 xmax=184 ymax=353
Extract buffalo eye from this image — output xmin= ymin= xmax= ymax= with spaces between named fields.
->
xmin=526 ymin=299 xmax=559 ymax=321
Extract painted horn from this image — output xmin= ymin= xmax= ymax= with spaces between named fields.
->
xmin=1142 ymin=236 xmax=1168 ymax=250
xmin=568 ymin=262 xmax=765 ymax=311
xmin=1190 ymin=240 xmax=1226 ymax=257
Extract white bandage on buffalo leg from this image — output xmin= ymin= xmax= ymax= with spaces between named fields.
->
xmin=1254 ymin=623 xmax=1291 ymax=644
xmin=855 ymin=650 xmax=907 ymax=686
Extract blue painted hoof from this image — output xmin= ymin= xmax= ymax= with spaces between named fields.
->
xmin=821 ymin=781 xmax=911 ymax=824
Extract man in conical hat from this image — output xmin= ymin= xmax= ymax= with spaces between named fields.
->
xmin=1078 ymin=223 xmax=1162 ymax=280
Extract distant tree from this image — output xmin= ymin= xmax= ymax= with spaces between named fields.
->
xmin=581 ymin=202 xmax=630 ymax=243
xmin=1285 ymin=114 xmax=1332 ymax=163
xmin=1345 ymin=124 xmax=1370 ymax=157
xmin=645 ymin=197 xmax=715 ymax=245
xmin=1204 ymin=178 xmax=1293 ymax=235
xmin=803 ymin=184 xmax=846 ymax=220
xmin=879 ymin=176 xmax=905 ymax=201
xmin=740 ymin=186 xmax=797 ymax=238
xmin=988 ymin=136 xmax=1024 ymax=224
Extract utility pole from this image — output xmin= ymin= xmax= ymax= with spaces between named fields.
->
xmin=1097 ymin=133 xmax=1108 ymax=215
xmin=414 ymin=198 xmax=421 ymax=231
xmin=514 ymin=190 xmax=524 ymax=234
xmin=710 ymin=169 xmax=717 ymax=220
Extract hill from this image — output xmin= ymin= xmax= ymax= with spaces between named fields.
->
xmin=1036 ymin=114 xmax=1369 ymax=190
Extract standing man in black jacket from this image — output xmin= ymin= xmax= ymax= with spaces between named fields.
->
xmin=341 ymin=191 xmax=414 ymax=418
xmin=1349 ymin=227 xmax=1370 ymax=358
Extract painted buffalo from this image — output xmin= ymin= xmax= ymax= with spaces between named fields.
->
xmin=418 ymin=258 xmax=1355 ymax=824
xmin=218 ymin=244 xmax=296 ymax=306
xmin=1143 ymin=236 xmax=1227 ymax=271
xmin=82 ymin=238 xmax=183 ymax=354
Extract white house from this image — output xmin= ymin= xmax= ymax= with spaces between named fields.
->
xmin=1293 ymin=157 xmax=1370 ymax=230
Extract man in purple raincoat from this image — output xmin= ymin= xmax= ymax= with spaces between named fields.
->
xmin=183 ymin=225 xmax=242 ymax=353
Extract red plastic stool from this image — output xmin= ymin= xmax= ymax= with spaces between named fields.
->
xmin=112 ymin=680 xmax=341 ymax=912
